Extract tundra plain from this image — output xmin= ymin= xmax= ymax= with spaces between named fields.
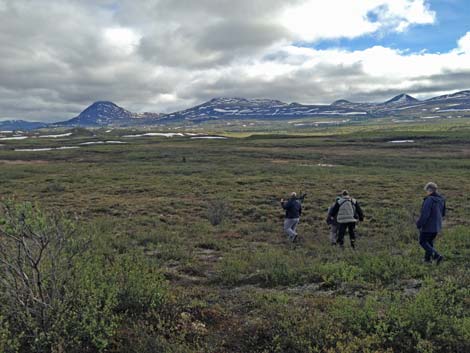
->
xmin=0 ymin=120 xmax=469 ymax=353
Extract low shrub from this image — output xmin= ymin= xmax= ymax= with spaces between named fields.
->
xmin=207 ymin=199 xmax=231 ymax=226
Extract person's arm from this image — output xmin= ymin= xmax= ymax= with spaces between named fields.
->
xmin=281 ymin=199 xmax=290 ymax=210
xmin=355 ymin=202 xmax=364 ymax=222
xmin=330 ymin=202 xmax=340 ymax=218
xmin=299 ymin=203 xmax=302 ymax=216
xmin=442 ymin=200 xmax=446 ymax=218
xmin=326 ymin=206 xmax=333 ymax=223
xmin=416 ymin=198 xmax=432 ymax=229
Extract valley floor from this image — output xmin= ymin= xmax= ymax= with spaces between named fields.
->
xmin=0 ymin=122 xmax=469 ymax=353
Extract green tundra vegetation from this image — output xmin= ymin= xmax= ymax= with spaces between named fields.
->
xmin=0 ymin=120 xmax=469 ymax=353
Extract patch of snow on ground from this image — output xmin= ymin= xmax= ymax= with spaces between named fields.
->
xmin=123 ymin=133 xmax=185 ymax=138
xmin=0 ymin=136 xmax=28 ymax=140
xmin=341 ymin=112 xmax=367 ymax=115
xmin=80 ymin=141 xmax=105 ymax=145
xmin=190 ymin=136 xmax=228 ymax=140
xmin=15 ymin=146 xmax=79 ymax=152
xmin=15 ymin=148 xmax=54 ymax=152
xmin=80 ymin=141 xmax=127 ymax=145
xmin=388 ymin=140 xmax=415 ymax=144
xmin=439 ymin=108 xmax=470 ymax=112
xmin=393 ymin=119 xmax=415 ymax=123
xmin=39 ymin=133 xmax=73 ymax=138
xmin=315 ymin=120 xmax=350 ymax=125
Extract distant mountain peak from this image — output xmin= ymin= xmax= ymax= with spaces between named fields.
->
xmin=90 ymin=100 xmax=117 ymax=105
xmin=384 ymin=94 xmax=419 ymax=105
xmin=0 ymin=120 xmax=47 ymax=131
xmin=426 ymin=90 xmax=470 ymax=101
xmin=58 ymin=101 xmax=134 ymax=127
xmin=207 ymin=97 xmax=286 ymax=105
xmin=82 ymin=101 xmax=128 ymax=112
xmin=331 ymin=99 xmax=353 ymax=106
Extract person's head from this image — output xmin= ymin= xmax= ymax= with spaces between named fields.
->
xmin=290 ymin=192 xmax=297 ymax=199
xmin=424 ymin=182 xmax=438 ymax=195
xmin=342 ymin=190 xmax=349 ymax=197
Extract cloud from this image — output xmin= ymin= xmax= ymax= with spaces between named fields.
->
xmin=0 ymin=0 xmax=467 ymax=123
xmin=456 ymin=32 xmax=470 ymax=53
xmin=280 ymin=0 xmax=436 ymax=41
xmin=103 ymin=27 xmax=142 ymax=56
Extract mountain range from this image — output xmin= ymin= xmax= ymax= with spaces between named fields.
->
xmin=2 ymin=90 xmax=470 ymax=130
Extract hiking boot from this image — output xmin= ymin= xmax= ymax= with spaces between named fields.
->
xmin=435 ymin=255 xmax=444 ymax=265
xmin=422 ymin=259 xmax=432 ymax=265
xmin=331 ymin=242 xmax=337 ymax=246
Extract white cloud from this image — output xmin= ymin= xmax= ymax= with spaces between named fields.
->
xmin=280 ymin=0 xmax=436 ymax=42
xmin=456 ymin=32 xmax=470 ymax=54
xmin=103 ymin=27 xmax=141 ymax=56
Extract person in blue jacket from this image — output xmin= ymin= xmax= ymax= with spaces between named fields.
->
xmin=416 ymin=182 xmax=446 ymax=264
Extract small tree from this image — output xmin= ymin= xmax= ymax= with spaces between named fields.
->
xmin=206 ymin=199 xmax=231 ymax=226
xmin=0 ymin=202 xmax=88 ymax=352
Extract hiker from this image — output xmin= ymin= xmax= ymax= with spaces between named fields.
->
xmin=416 ymin=182 xmax=446 ymax=264
xmin=329 ymin=190 xmax=364 ymax=249
xmin=326 ymin=196 xmax=341 ymax=245
xmin=281 ymin=192 xmax=302 ymax=242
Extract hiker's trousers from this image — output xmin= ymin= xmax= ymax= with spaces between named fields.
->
xmin=284 ymin=218 xmax=300 ymax=240
xmin=338 ymin=222 xmax=356 ymax=247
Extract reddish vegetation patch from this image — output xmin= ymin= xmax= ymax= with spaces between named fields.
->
xmin=269 ymin=159 xmax=291 ymax=164
xmin=219 ymin=231 xmax=243 ymax=239
xmin=0 ymin=159 xmax=49 ymax=165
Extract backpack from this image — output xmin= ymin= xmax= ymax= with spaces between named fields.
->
xmin=338 ymin=199 xmax=358 ymax=221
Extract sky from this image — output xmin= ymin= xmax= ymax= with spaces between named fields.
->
xmin=1 ymin=0 xmax=470 ymax=122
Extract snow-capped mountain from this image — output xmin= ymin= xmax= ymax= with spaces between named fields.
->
xmin=57 ymin=101 xmax=164 ymax=127
xmin=331 ymin=99 xmax=354 ymax=106
xmin=329 ymin=91 xmax=470 ymax=117
xmin=133 ymin=112 xmax=164 ymax=119
xmin=426 ymin=90 xmax=470 ymax=102
xmin=383 ymin=94 xmax=419 ymax=105
xmin=4 ymin=89 xmax=470 ymax=130
xmin=58 ymin=101 xmax=135 ymax=126
xmin=161 ymin=97 xmax=369 ymax=122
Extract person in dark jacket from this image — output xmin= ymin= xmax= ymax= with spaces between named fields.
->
xmin=330 ymin=190 xmax=364 ymax=249
xmin=281 ymin=192 xmax=302 ymax=242
xmin=326 ymin=196 xmax=341 ymax=245
xmin=416 ymin=182 xmax=446 ymax=264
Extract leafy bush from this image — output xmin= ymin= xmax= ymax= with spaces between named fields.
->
xmin=357 ymin=254 xmax=424 ymax=284
xmin=0 ymin=202 xmax=169 ymax=353
xmin=113 ymin=255 xmax=167 ymax=315
xmin=0 ymin=201 xmax=96 ymax=352
xmin=0 ymin=315 xmax=19 ymax=353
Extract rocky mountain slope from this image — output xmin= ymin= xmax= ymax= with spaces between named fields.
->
xmin=3 ymin=90 xmax=470 ymax=129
